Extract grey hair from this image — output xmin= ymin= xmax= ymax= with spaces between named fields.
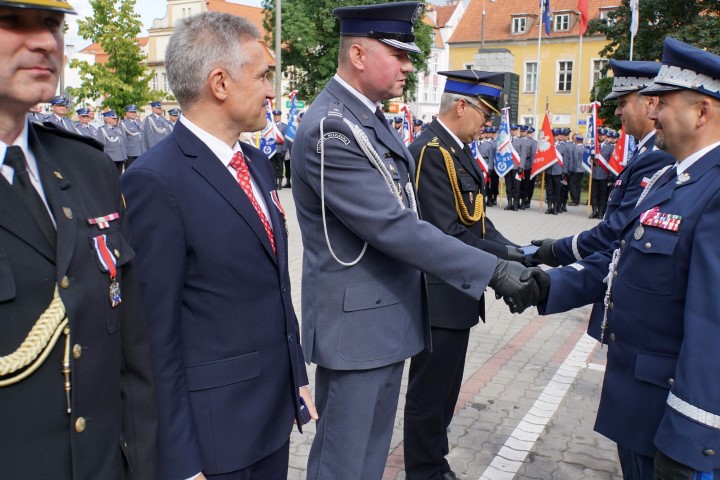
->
xmin=439 ymin=92 xmax=464 ymax=114
xmin=166 ymin=12 xmax=260 ymax=108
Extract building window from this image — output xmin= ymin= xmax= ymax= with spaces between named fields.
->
xmin=152 ymin=74 xmax=158 ymax=91
xmin=599 ymin=9 xmax=615 ymax=26
xmin=557 ymin=61 xmax=573 ymax=92
xmin=464 ymin=63 xmax=474 ymax=70
xmin=512 ymin=17 xmax=527 ymax=34
xmin=428 ymin=56 xmax=438 ymax=75
xmin=162 ymin=73 xmax=168 ymax=92
xmin=524 ymin=62 xmax=537 ymax=93
xmin=554 ymin=14 xmax=570 ymax=31
xmin=521 ymin=115 xmax=535 ymax=128
xmin=592 ymin=59 xmax=609 ymax=85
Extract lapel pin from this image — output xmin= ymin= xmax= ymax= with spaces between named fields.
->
xmin=63 ymin=207 xmax=73 ymax=220
xmin=676 ymin=172 xmax=690 ymax=184
xmin=54 ymin=171 xmax=63 ymax=180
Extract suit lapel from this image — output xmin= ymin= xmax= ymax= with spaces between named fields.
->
xmin=177 ymin=125 xmax=278 ymax=263
xmin=29 ymin=125 xmax=76 ymax=275
xmin=0 ymin=177 xmax=55 ymax=263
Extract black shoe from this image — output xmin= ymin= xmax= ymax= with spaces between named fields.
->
xmin=504 ymin=205 xmax=513 ymax=210
xmin=283 ymin=181 xmax=291 ymax=188
xmin=561 ymin=204 xmax=567 ymax=212
xmin=519 ymin=204 xmax=525 ymax=210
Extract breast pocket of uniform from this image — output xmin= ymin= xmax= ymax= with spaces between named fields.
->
xmin=458 ymin=173 xmax=478 ymax=203
xmin=625 ymin=227 xmax=679 ymax=295
xmin=88 ymin=230 xmax=136 ymax=333
xmin=0 ymin=254 xmax=16 ymax=302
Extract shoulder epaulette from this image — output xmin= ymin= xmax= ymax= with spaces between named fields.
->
xmin=33 ymin=122 xmax=104 ymax=151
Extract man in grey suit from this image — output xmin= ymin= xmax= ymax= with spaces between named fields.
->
xmin=291 ymin=3 xmax=544 ymax=479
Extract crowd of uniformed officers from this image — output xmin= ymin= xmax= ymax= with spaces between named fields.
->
xmin=28 ymin=96 xmax=179 ymax=174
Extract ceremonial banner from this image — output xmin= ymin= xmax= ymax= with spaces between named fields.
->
xmin=285 ymin=90 xmax=300 ymax=143
xmin=259 ymin=100 xmax=279 ymax=158
xmin=494 ymin=108 xmax=521 ymax=179
xmin=400 ymin=104 xmax=413 ymax=146
xmin=607 ymin=126 xmax=636 ymax=175
xmin=470 ymin=140 xmax=488 ymax=176
xmin=582 ymin=101 xmax=601 ymax=173
xmin=531 ymin=112 xmax=562 ymax=178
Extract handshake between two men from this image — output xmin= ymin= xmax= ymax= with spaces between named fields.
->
xmin=487 ymin=245 xmax=550 ymax=315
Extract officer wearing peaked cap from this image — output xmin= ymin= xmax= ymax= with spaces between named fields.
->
xmin=73 ymin=106 xmax=100 ymax=141
xmin=406 ymin=69 xmax=529 ymax=480
xmin=44 ymin=95 xmax=76 ymax=132
xmin=291 ymin=3 xmax=542 ymax=479
xmin=531 ymin=37 xmax=720 ymax=480
xmin=98 ymin=110 xmax=128 ymax=174
xmin=120 ymin=104 xmax=146 ymax=169
xmin=0 ymin=0 xmax=156 ymax=478
xmin=143 ymin=100 xmax=172 ymax=148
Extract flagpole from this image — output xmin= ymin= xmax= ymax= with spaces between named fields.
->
xmin=533 ymin=0 xmax=543 ymax=128
xmin=629 ymin=31 xmax=635 ymax=61
xmin=539 ymin=172 xmax=545 ymax=211
xmin=576 ymin=34 xmax=583 ymax=135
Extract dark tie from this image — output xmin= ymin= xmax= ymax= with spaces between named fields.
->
xmin=656 ymin=165 xmax=678 ymax=189
xmin=374 ymin=108 xmax=392 ymax=132
xmin=4 ymin=146 xmax=56 ymax=247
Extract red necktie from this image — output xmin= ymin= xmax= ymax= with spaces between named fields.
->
xmin=230 ymin=151 xmax=276 ymax=255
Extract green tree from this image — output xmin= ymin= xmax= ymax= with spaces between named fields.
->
xmin=587 ymin=0 xmax=720 ymax=125
xmin=68 ymin=0 xmax=163 ymax=113
xmin=261 ymin=0 xmax=432 ymax=103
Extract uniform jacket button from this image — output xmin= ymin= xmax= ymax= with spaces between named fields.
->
xmin=462 ymin=282 xmax=471 ymax=289
xmin=72 ymin=344 xmax=82 ymax=360
xmin=645 ymin=242 xmax=652 ymax=249
xmin=75 ymin=417 xmax=86 ymax=433
xmin=703 ymin=449 xmax=716 ymax=456
xmin=668 ymin=377 xmax=675 ymax=385
xmin=60 ymin=276 xmax=70 ymax=289
xmin=610 ymin=333 xmax=616 ymax=342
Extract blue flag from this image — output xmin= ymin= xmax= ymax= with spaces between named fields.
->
xmin=582 ymin=106 xmax=597 ymax=173
xmin=495 ymin=108 xmax=519 ymax=179
xmin=542 ymin=0 xmax=551 ymax=35
xmin=285 ymin=91 xmax=299 ymax=143
xmin=259 ymin=100 xmax=277 ymax=159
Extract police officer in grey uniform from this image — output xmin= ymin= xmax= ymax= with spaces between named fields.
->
xmin=98 ymin=110 xmax=127 ymax=174
xmin=591 ymin=128 xmax=612 ymax=218
xmin=73 ymin=107 xmax=99 ymax=141
xmin=570 ymin=133 xmax=586 ymax=205
xmin=291 ymin=3 xmax=543 ymax=478
xmin=505 ymin=124 xmax=526 ymax=210
xmin=26 ymin=104 xmax=44 ymax=123
xmin=44 ymin=95 xmax=76 ymax=132
xmin=271 ymin=109 xmax=286 ymax=189
xmin=167 ymin=108 xmax=180 ymax=130
xmin=143 ymin=100 xmax=172 ymax=149
xmin=120 ymin=104 xmax=146 ymax=169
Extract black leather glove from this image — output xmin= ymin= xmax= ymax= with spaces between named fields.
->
xmin=505 ymin=245 xmax=527 ymax=264
xmin=531 ymin=238 xmax=561 ymax=267
xmin=489 ymin=259 xmax=540 ymax=314
xmin=520 ymin=267 xmax=550 ymax=305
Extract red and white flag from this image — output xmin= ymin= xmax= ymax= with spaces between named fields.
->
xmin=530 ymin=113 xmax=562 ymax=178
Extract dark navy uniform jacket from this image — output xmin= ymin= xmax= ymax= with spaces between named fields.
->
xmin=0 ymin=123 xmax=157 ymax=479
xmin=541 ymin=144 xmax=720 ymax=472
xmin=410 ymin=120 xmax=518 ymax=329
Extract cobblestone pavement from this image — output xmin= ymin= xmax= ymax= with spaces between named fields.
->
xmin=276 ymin=187 xmax=622 ymax=480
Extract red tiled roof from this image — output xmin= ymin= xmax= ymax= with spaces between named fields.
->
xmin=435 ymin=3 xmax=459 ymax=28
xmin=207 ymin=0 xmax=268 ymax=38
xmin=450 ymin=0 xmax=612 ymax=43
